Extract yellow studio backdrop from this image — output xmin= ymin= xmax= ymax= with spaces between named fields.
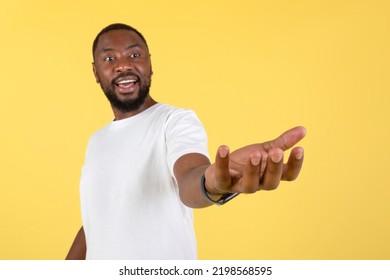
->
xmin=0 ymin=0 xmax=389 ymax=259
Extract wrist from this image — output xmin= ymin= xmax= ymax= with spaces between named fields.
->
xmin=200 ymin=175 xmax=239 ymax=206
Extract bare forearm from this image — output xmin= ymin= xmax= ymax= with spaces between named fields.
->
xmin=66 ymin=226 xmax=86 ymax=260
xmin=174 ymin=153 xmax=222 ymax=208
xmin=177 ymin=164 xmax=216 ymax=208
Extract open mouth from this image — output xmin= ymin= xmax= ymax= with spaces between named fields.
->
xmin=114 ymin=76 xmax=139 ymax=92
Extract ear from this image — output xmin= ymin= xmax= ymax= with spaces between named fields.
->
xmin=149 ymin=54 xmax=153 ymax=76
xmin=92 ymin=62 xmax=100 ymax=83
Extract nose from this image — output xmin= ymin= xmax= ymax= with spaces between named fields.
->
xmin=114 ymin=57 xmax=133 ymax=72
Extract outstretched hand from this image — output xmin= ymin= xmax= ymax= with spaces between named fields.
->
xmin=204 ymin=126 xmax=306 ymax=195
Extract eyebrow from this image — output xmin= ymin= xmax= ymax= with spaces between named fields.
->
xmin=102 ymin=44 xmax=142 ymax=52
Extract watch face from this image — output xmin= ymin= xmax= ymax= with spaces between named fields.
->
xmin=217 ymin=193 xmax=240 ymax=205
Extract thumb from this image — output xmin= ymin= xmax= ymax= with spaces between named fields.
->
xmin=213 ymin=145 xmax=231 ymax=189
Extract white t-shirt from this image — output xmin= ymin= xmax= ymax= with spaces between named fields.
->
xmin=80 ymin=103 xmax=209 ymax=259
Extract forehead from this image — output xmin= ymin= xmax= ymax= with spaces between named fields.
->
xmin=94 ymin=29 xmax=148 ymax=55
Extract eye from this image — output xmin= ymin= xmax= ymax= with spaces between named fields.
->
xmin=130 ymin=53 xmax=141 ymax=59
xmin=104 ymin=56 xmax=115 ymax=62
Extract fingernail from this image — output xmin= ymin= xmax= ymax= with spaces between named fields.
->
xmin=271 ymin=154 xmax=283 ymax=163
xmin=296 ymin=151 xmax=304 ymax=160
xmin=219 ymin=146 xmax=229 ymax=158
xmin=251 ymin=156 xmax=261 ymax=166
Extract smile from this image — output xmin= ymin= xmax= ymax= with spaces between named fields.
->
xmin=116 ymin=78 xmax=137 ymax=86
xmin=113 ymin=75 xmax=140 ymax=93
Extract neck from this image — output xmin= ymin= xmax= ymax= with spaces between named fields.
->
xmin=112 ymin=96 xmax=157 ymax=121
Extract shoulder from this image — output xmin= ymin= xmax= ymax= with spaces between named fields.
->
xmin=156 ymin=103 xmax=193 ymax=116
xmin=159 ymin=103 xmax=200 ymax=120
xmin=146 ymin=103 xmax=201 ymax=127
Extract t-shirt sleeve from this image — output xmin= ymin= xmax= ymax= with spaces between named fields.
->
xmin=165 ymin=109 xmax=209 ymax=178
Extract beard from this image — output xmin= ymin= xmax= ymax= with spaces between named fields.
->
xmin=100 ymin=72 xmax=151 ymax=113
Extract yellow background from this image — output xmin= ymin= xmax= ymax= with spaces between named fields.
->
xmin=0 ymin=0 xmax=389 ymax=259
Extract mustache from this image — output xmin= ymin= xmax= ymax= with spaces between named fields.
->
xmin=111 ymin=71 xmax=140 ymax=85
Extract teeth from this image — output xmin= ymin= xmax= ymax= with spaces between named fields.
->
xmin=117 ymin=79 xmax=137 ymax=84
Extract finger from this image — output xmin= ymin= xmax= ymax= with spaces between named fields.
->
xmin=214 ymin=145 xmax=231 ymax=187
xmin=282 ymin=147 xmax=304 ymax=181
xmin=239 ymin=151 xmax=262 ymax=193
xmin=264 ymin=126 xmax=307 ymax=151
xmin=260 ymin=148 xmax=284 ymax=190
xmin=259 ymin=150 xmax=268 ymax=179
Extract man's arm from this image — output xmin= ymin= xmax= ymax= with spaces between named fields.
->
xmin=65 ymin=226 xmax=86 ymax=260
xmin=174 ymin=126 xmax=306 ymax=208
xmin=174 ymin=153 xmax=212 ymax=208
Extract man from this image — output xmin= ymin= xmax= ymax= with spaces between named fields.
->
xmin=66 ymin=23 xmax=306 ymax=260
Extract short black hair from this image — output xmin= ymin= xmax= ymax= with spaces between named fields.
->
xmin=92 ymin=23 xmax=149 ymax=59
